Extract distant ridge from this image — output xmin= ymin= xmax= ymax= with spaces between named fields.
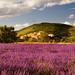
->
xmin=17 ymin=22 xmax=72 ymax=37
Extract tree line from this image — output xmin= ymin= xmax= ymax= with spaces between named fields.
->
xmin=0 ymin=25 xmax=17 ymax=43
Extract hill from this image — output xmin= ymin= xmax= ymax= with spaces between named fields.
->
xmin=16 ymin=22 xmax=75 ymax=43
xmin=17 ymin=22 xmax=72 ymax=37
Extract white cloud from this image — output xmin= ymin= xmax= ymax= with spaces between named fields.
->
xmin=38 ymin=2 xmax=57 ymax=11
xmin=60 ymin=0 xmax=75 ymax=5
xmin=0 ymin=0 xmax=75 ymax=18
xmin=64 ymin=21 xmax=71 ymax=25
xmin=69 ymin=14 xmax=75 ymax=19
xmin=14 ymin=23 xmax=29 ymax=31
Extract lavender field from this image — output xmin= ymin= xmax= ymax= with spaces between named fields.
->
xmin=0 ymin=44 xmax=75 ymax=75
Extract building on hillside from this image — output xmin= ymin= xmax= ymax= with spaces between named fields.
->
xmin=20 ymin=35 xmax=27 ymax=39
xmin=48 ymin=34 xmax=54 ymax=37
xmin=31 ymin=32 xmax=38 ymax=39
xmin=48 ymin=34 xmax=54 ymax=43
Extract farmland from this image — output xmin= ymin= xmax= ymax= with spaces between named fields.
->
xmin=0 ymin=43 xmax=75 ymax=75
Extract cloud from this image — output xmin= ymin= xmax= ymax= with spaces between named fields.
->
xmin=69 ymin=14 xmax=75 ymax=19
xmin=14 ymin=23 xmax=29 ymax=31
xmin=59 ymin=0 xmax=75 ymax=5
xmin=64 ymin=21 xmax=71 ymax=25
xmin=0 ymin=0 xmax=75 ymax=18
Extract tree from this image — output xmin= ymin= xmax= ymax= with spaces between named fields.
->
xmin=53 ymin=25 xmax=70 ymax=42
xmin=0 ymin=25 xmax=17 ymax=43
xmin=28 ymin=38 xmax=37 ymax=42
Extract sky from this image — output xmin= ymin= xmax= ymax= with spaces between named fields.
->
xmin=0 ymin=0 xmax=75 ymax=30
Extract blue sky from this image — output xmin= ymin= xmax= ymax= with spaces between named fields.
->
xmin=0 ymin=0 xmax=75 ymax=30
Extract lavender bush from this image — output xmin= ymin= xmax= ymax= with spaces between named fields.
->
xmin=0 ymin=43 xmax=75 ymax=75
